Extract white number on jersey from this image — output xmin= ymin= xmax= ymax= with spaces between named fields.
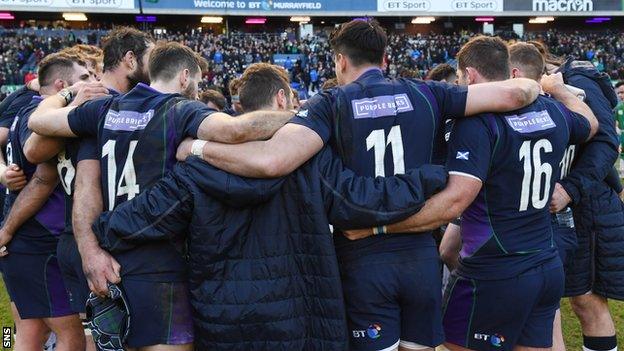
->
xmin=519 ymin=139 xmax=553 ymax=212
xmin=559 ymin=145 xmax=576 ymax=180
xmin=57 ymin=151 xmax=75 ymax=195
xmin=366 ymin=125 xmax=405 ymax=177
xmin=102 ymin=140 xmax=140 ymax=210
xmin=5 ymin=142 xmax=12 ymax=195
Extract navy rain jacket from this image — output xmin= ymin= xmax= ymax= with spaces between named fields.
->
xmin=558 ymin=59 xmax=624 ymax=299
xmin=94 ymin=148 xmax=447 ymax=350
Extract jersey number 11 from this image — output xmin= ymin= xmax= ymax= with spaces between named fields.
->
xmin=366 ymin=126 xmax=405 ymax=177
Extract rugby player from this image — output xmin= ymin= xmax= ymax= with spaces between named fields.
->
xmin=530 ymin=41 xmax=623 ymax=351
xmin=0 ymin=52 xmax=94 ymax=351
xmin=509 ymin=42 xmax=576 ymax=351
xmin=28 ymin=41 xmax=297 ymax=350
xmin=178 ymin=20 xmax=541 ymax=351
xmin=92 ymin=61 xmax=447 ymax=351
xmin=348 ymin=35 xmax=598 ymax=351
xmin=18 ymin=28 xmax=155 ymax=351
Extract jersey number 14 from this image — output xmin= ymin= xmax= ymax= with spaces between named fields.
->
xmin=519 ymin=139 xmax=553 ymax=212
xmin=102 ymin=140 xmax=140 ymax=210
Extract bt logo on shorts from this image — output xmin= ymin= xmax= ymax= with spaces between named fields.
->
xmin=474 ymin=333 xmax=505 ymax=347
xmin=352 ymin=323 xmax=382 ymax=339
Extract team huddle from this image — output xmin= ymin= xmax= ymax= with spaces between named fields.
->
xmin=0 ymin=19 xmax=621 ymax=351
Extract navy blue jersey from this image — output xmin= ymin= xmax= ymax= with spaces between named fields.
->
xmin=290 ymin=68 xmax=468 ymax=259
xmin=67 ymin=83 xmax=213 ymax=211
xmin=446 ymin=95 xmax=591 ymax=280
xmin=0 ymin=87 xmax=38 ymax=129
xmin=0 ymin=87 xmax=38 ymax=221
xmin=59 ymin=138 xmax=98 ymax=236
xmin=60 ymin=89 xmax=119 ymax=236
xmin=4 ymin=96 xmax=65 ymax=254
xmin=67 ymin=83 xmax=214 ymax=281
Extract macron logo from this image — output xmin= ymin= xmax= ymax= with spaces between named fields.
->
xmin=456 ymin=151 xmax=470 ymax=160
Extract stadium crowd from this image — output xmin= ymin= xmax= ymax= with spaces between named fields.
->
xmin=0 ymin=19 xmax=623 ymax=351
xmin=2 ymin=27 xmax=624 ymax=99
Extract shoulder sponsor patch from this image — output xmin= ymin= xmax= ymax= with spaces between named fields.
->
xmin=351 ymin=93 xmax=414 ymax=119
xmin=104 ymin=109 xmax=154 ymax=132
xmin=505 ymin=110 xmax=556 ymax=134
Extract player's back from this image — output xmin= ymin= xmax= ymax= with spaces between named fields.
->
xmin=74 ymin=83 xmax=212 ymax=280
xmin=448 ymin=95 xmax=590 ymax=280
xmin=328 ymin=68 xmax=466 ymax=258
xmin=331 ymin=71 xmax=448 ymax=175
xmin=97 ymin=83 xmax=183 ymax=211
xmin=5 ymin=96 xmax=64 ymax=254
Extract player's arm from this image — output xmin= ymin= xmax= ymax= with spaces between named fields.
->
xmin=384 ymin=116 xmax=490 ymax=233
xmin=315 ymin=147 xmax=448 ymax=228
xmin=28 ymin=82 xmax=109 ymax=138
xmin=23 ymin=133 xmax=65 ymax=165
xmin=0 ymin=161 xmax=59 ymax=253
xmin=387 ymin=175 xmax=480 ymax=232
xmin=426 ymin=78 xmax=540 ymax=119
xmin=93 ymin=168 xmax=194 ymax=253
xmin=542 ymin=73 xmax=598 ymax=140
xmin=345 ymin=116 xmax=490 ymax=240
xmin=465 ymin=78 xmax=541 ymax=115
xmin=553 ymin=74 xmax=619 ymax=207
xmin=181 ymin=157 xmax=286 ymax=208
xmin=28 ymin=94 xmax=76 ymax=137
xmin=197 ymin=110 xmax=295 ymax=144
xmin=191 ymin=123 xmax=324 ymax=178
xmin=440 ymin=221 xmax=462 ymax=271
xmin=344 ymin=175 xmax=481 ymax=239
xmin=72 ymin=159 xmax=121 ymax=297
xmin=179 ymin=94 xmax=332 ymax=178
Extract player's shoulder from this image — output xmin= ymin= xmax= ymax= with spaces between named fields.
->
xmin=301 ymin=89 xmax=335 ymax=110
xmin=534 ymin=94 xmax=572 ymax=117
xmin=453 ymin=113 xmax=494 ymax=136
xmin=16 ymin=97 xmax=41 ymax=119
xmin=86 ymin=94 xmax=117 ymax=108
xmin=172 ymin=98 xmax=215 ymax=117
xmin=13 ymin=87 xmax=37 ymax=103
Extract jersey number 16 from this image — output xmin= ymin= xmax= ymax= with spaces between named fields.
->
xmin=519 ymin=139 xmax=553 ymax=212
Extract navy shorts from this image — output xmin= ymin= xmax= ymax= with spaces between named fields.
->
xmin=57 ymin=234 xmax=90 ymax=314
xmin=551 ymin=210 xmax=578 ymax=268
xmin=340 ymin=248 xmax=444 ymax=351
xmin=443 ymin=263 xmax=564 ymax=351
xmin=122 ymin=279 xmax=194 ymax=348
xmin=1 ymin=252 xmax=73 ymax=319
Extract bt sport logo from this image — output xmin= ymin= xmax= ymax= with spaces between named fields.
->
xmin=474 ymin=333 xmax=505 ymax=347
xmin=352 ymin=323 xmax=382 ymax=340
